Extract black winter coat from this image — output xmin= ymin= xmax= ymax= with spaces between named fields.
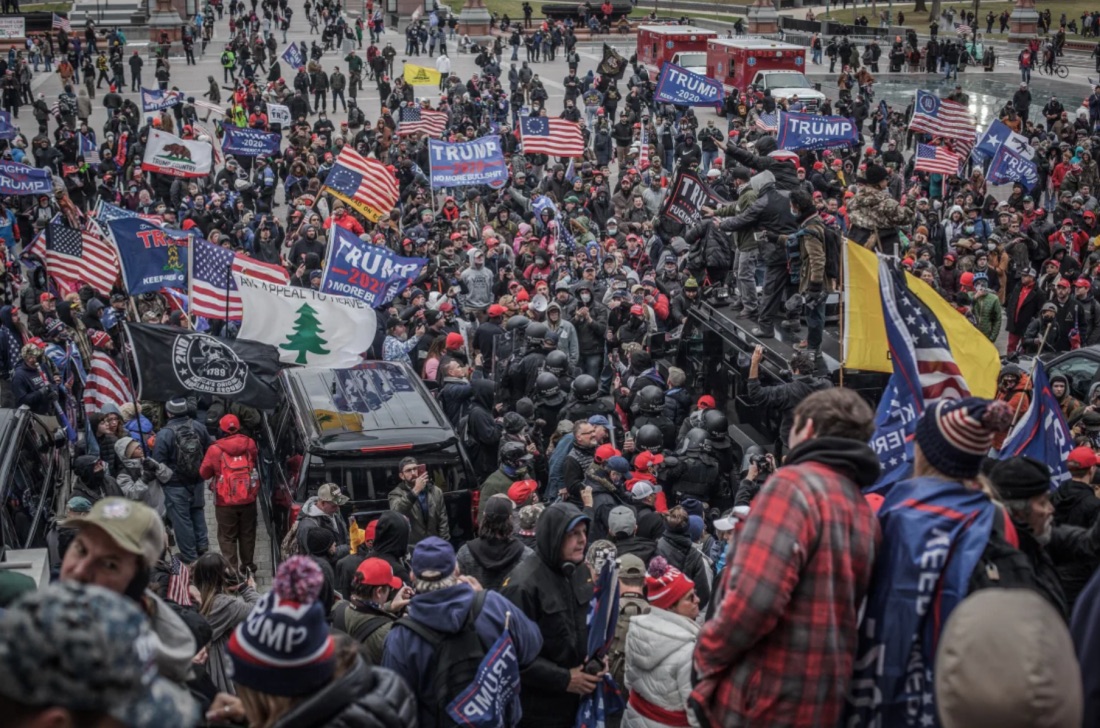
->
xmin=656 ymin=529 xmax=711 ymax=610
xmin=684 ymin=219 xmax=732 ymax=272
xmin=746 ymin=374 xmax=833 ymax=445
xmin=271 ymin=658 xmax=417 ymax=728
xmin=467 ymin=379 xmax=501 ymax=480
xmin=11 ymin=361 xmax=54 ymax=415
xmin=718 ymin=182 xmax=797 ymax=267
xmin=725 ymin=145 xmax=801 ymax=191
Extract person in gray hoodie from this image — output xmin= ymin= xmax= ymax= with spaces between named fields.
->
xmin=546 ymin=301 xmax=579 ymax=367
xmin=460 ymin=247 xmax=495 ymax=314
xmin=114 ymin=435 xmax=173 ymax=517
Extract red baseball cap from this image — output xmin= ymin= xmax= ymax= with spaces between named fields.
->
xmin=445 ymin=332 xmax=464 ymax=350
xmin=633 ymin=451 xmax=665 ymax=471
xmin=1076 ymin=278 xmax=1092 ymax=288
xmin=39 ymin=292 xmax=54 ymax=302
xmin=1068 ymin=446 xmax=1098 ymax=470
xmin=630 ymin=304 xmax=644 ymax=316
xmin=488 ymin=304 xmax=507 ymax=317
xmin=363 ymin=519 xmax=378 ymax=543
xmin=355 ymin=557 xmax=403 ymax=589
xmin=697 ymin=395 xmax=716 ymax=409
xmin=595 ymin=444 xmax=621 ymax=463
xmin=439 ymin=301 xmax=454 ymax=313
xmin=1057 ymin=278 xmax=1072 ymax=288
xmin=1063 ymin=218 xmax=1074 ymax=226
xmin=507 ymin=479 xmax=539 ymax=505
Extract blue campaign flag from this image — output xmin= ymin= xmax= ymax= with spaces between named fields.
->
xmin=140 ymin=87 xmax=182 ymax=112
xmin=0 ymin=109 xmax=17 ymax=141
xmin=79 ymin=134 xmax=100 ymax=166
xmin=564 ymin=157 xmax=577 ymax=183
xmin=842 ymin=476 xmax=995 ymax=728
xmin=988 ymin=144 xmax=1040 ymax=191
xmin=973 ymin=119 xmax=1034 ymax=162
xmin=221 ymin=126 xmax=282 ymax=157
xmin=867 ymin=373 xmax=919 ymax=493
xmin=105 ymin=217 xmax=190 ymax=294
xmin=574 ymin=560 xmax=625 ymax=728
xmin=446 ymin=630 xmax=522 ymax=727
xmin=776 ymin=110 xmax=859 ymax=151
xmin=281 ymin=43 xmax=304 ymax=69
xmin=0 ymin=161 xmax=52 ymax=196
xmin=999 ymin=360 xmax=1073 ymax=487
xmin=320 ymin=225 xmax=427 ymax=307
xmin=428 ymin=136 xmax=509 ymax=189
xmin=653 ymin=62 xmax=724 ymax=106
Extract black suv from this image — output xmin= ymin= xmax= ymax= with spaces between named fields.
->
xmin=259 ymin=362 xmax=477 ymax=561
xmin=0 ymin=407 xmax=71 ymax=555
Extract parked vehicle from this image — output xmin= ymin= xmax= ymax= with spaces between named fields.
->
xmin=706 ymin=38 xmax=825 ymax=109
xmin=636 ymin=24 xmax=718 ymax=76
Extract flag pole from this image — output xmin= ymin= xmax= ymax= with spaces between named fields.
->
xmin=1014 ymin=324 xmax=1051 ymax=425
xmin=120 ymin=324 xmax=150 ymax=457
xmin=187 ymin=232 xmax=197 ymax=327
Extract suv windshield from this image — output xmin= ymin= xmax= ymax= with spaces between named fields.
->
xmin=761 ymin=72 xmax=811 ymax=89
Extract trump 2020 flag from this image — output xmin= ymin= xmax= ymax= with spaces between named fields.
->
xmin=105 ymin=217 xmax=190 ymax=295
xmin=988 ymin=144 xmax=1040 ymax=192
xmin=321 ymin=225 xmax=427 ymax=308
xmin=281 ymin=42 xmax=304 ymax=69
xmin=234 ymin=273 xmax=378 ymax=367
xmin=446 ymin=629 xmax=522 ymax=727
xmin=141 ymin=87 xmax=182 ymax=112
xmin=776 ymin=110 xmax=859 ymax=151
xmin=653 ymin=62 xmax=724 ymax=106
xmin=428 ymin=136 xmax=510 ymax=189
xmin=0 ymin=110 xmax=17 ymax=141
xmin=999 ymin=360 xmax=1073 ymax=488
xmin=221 ymin=126 xmax=281 ymax=157
xmin=575 ymin=559 xmax=624 ymax=728
xmin=867 ymin=373 xmax=919 ymax=493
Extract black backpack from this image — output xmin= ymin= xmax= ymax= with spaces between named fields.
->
xmin=170 ymin=421 xmax=205 ymax=482
xmin=968 ymin=508 xmax=1042 ymax=593
xmin=396 ymin=591 xmax=489 ymax=726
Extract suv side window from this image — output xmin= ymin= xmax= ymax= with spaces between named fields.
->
xmin=1049 ymin=355 xmax=1100 ymax=402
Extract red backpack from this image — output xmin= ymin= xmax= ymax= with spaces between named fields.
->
xmin=214 ymin=451 xmax=258 ymax=507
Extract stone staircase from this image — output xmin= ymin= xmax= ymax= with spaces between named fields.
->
xmin=69 ymin=0 xmax=147 ymax=29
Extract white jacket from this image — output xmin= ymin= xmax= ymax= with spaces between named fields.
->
xmin=623 ymin=608 xmax=701 ymax=728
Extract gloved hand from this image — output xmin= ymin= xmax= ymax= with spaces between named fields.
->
xmin=142 ymin=457 xmax=159 ymax=470
xmin=803 ymin=290 xmax=825 ymax=309
xmin=765 ymin=230 xmax=780 ymax=242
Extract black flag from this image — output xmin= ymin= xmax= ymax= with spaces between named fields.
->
xmin=125 ymin=323 xmax=282 ymax=410
xmin=597 ymin=43 xmax=627 ymax=80
xmin=661 ymin=169 xmax=728 ymax=225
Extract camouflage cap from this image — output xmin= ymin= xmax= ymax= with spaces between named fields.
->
xmin=0 ymin=582 xmax=198 ymax=726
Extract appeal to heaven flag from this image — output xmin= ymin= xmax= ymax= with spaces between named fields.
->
xmin=404 ymin=63 xmax=442 ymax=86
xmin=234 ymin=274 xmax=378 ymax=367
xmin=843 ymin=240 xmax=999 ymax=398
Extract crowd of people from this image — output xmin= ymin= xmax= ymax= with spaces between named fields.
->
xmin=2 ymin=0 xmax=1100 ymax=725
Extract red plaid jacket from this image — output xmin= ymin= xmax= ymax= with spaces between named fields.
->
xmin=692 ymin=441 xmax=880 ymax=727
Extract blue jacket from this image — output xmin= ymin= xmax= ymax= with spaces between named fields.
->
xmin=12 ymin=361 xmax=54 ymax=415
xmin=382 ymin=583 xmax=543 ymax=728
xmin=547 ymin=433 xmax=574 ymax=501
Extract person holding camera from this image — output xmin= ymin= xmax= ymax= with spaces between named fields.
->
xmin=388 ymin=457 xmax=450 ymax=545
xmin=735 ymin=448 xmax=776 ymax=508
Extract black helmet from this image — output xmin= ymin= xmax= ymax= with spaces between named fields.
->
xmin=702 ymin=409 xmax=729 ymax=440
xmin=502 ymin=412 xmax=527 ymax=434
xmin=679 ymin=427 xmax=712 ymax=455
xmin=545 ymin=350 xmax=568 ymax=375
xmin=525 ymin=322 xmax=549 ymax=343
xmin=637 ymin=385 xmax=665 ymax=415
xmin=506 ymin=315 xmax=530 ymax=332
xmin=500 ymin=440 xmax=528 ymax=466
xmin=571 ymin=374 xmax=598 ymax=402
xmin=635 ymin=424 xmax=663 ymax=452
xmin=535 ymin=371 xmax=564 ymax=403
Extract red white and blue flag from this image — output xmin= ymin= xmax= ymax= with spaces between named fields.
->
xmin=914 ymin=142 xmax=962 ymax=176
xmin=397 ymin=105 xmax=448 ymax=137
xmin=52 ymin=13 xmax=71 ymax=32
xmin=190 ymin=237 xmax=290 ymax=320
xmin=754 ymin=111 xmax=778 ymax=133
xmin=519 ymin=116 xmax=585 ymax=157
xmin=908 ymin=90 xmax=977 ymax=148
xmin=83 ymin=351 xmax=133 ymax=415
xmin=998 ymin=360 xmax=1073 ymax=488
xmin=321 ymin=146 xmax=399 ymax=222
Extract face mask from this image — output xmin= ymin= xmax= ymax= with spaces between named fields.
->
xmin=580 ymin=293 xmax=591 ymax=303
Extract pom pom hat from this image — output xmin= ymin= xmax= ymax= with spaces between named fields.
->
xmin=915 ymin=398 xmax=1013 ymax=479
xmin=228 ymin=556 xmax=335 ymax=697
xmin=645 ymin=556 xmax=695 ymax=610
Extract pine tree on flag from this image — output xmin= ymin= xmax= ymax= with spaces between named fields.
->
xmin=280 ymin=303 xmax=331 ymax=364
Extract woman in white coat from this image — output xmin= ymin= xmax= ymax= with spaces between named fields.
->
xmin=622 ymin=556 xmax=702 ymax=728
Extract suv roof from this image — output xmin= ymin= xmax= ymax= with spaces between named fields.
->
xmin=282 ymin=362 xmax=458 ymax=453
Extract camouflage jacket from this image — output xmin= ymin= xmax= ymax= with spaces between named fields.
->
xmin=846 ymin=187 xmax=916 ymax=235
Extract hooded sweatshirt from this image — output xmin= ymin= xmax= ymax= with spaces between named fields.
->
xmin=502 ymin=502 xmax=595 ymax=728
xmin=460 ymin=254 xmax=495 ymax=309
xmin=296 ymin=495 xmax=351 ymax=561
xmin=456 ymin=534 xmax=533 ymax=592
xmin=114 ymin=436 xmax=172 ymax=515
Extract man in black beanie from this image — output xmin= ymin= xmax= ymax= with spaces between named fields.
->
xmin=989 ymin=456 xmax=1100 ymax=619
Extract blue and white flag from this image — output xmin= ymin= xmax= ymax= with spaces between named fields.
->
xmin=105 ymin=217 xmax=190 ymax=295
xmin=973 ymin=118 xmax=1034 ymax=161
xmin=867 ymin=373 xmax=919 ymax=492
xmin=221 ymin=126 xmax=282 ymax=157
xmin=564 ymin=157 xmax=577 ymax=183
xmin=988 ymin=144 xmax=1040 ymax=191
xmin=653 ymin=62 xmax=724 ymax=106
xmin=575 ymin=559 xmax=625 ymax=728
xmin=320 ymin=225 xmax=427 ymax=307
xmin=79 ymin=134 xmax=100 ymax=167
xmin=281 ymin=43 xmax=304 ymax=69
xmin=446 ymin=630 xmax=522 ymax=727
xmin=999 ymin=360 xmax=1073 ymax=487
xmin=0 ymin=110 xmax=17 ymax=141
xmin=141 ymin=87 xmax=182 ymax=112
xmin=0 ymin=161 xmax=52 ymax=196
xmin=776 ymin=110 xmax=859 ymax=151
xmin=427 ymin=136 xmax=510 ymax=189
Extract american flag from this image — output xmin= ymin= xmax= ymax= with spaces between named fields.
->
xmin=322 ymin=146 xmax=399 ymax=221
xmin=45 ymin=220 xmax=120 ymax=295
xmin=83 ymin=351 xmax=133 ymax=415
xmin=908 ymin=90 xmax=976 ymax=147
xmin=639 ymin=123 xmax=649 ymax=167
xmin=190 ymin=237 xmax=290 ymax=320
xmin=52 ymin=13 xmax=71 ymax=32
xmin=397 ymin=106 xmax=448 ymax=137
xmin=519 ymin=116 xmax=585 ymax=157
xmin=79 ymin=133 xmax=99 ymax=166
xmin=880 ymin=259 xmax=969 ymax=404
xmin=167 ymin=555 xmax=193 ymax=606
xmin=914 ymin=142 xmax=962 ymax=176
xmin=754 ymin=111 xmax=778 ymax=132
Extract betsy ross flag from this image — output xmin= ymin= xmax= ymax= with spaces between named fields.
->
xmin=52 ymin=13 xmax=71 ymax=32
xmin=45 ymin=220 xmax=120 ymax=295
xmin=520 ymin=116 xmax=585 ymax=157
xmin=754 ymin=111 xmax=778 ymax=132
xmin=322 ymin=146 xmax=399 ymax=222
xmin=398 ymin=106 xmax=447 ymax=137
xmin=914 ymin=142 xmax=962 ymax=176
xmin=190 ymin=237 xmax=290 ymax=320
xmin=908 ymin=90 xmax=976 ymax=147
xmin=83 ymin=351 xmax=133 ymax=415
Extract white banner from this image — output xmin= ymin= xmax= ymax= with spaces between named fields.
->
xmin=268 ymin=103 xmax=291 ymax=126
xmin=234 ymin=274 xmax=378 ymax=368
xmin=141 ymin=129 xmax=212 ymax=178
xmin=0 ymin=18 xmax=25 ymax=39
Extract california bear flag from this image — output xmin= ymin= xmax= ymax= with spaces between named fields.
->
xmin=234 ymin=274 xmax=378 ymax=367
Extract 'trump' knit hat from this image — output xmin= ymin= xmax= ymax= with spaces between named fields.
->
xmin=645 ymin=556 xmax=694 ymax=610
xmin=228 ymin=556 xmax=336 ymax=697
xmin=914 ymin=398 xmax=1013 ymax=479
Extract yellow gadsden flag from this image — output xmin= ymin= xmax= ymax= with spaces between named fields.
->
xmin=404 ymin=64 xmax=442 ymax=86
xmin=843 ymin=240 xmax=999 ymax=399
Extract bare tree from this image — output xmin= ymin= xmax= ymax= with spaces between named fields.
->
xmin=928 ymin=0 xmax=942 ymax=22
xmin=914 ymin=0 xmax=927 ymax=12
